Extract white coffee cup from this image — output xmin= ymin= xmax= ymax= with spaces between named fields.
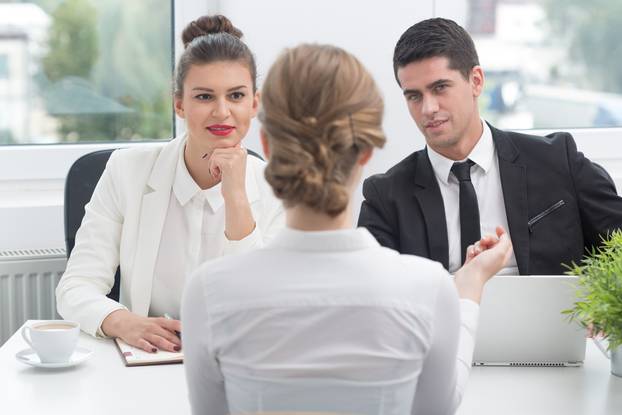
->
xmin=21 ymin=320 xmax=80 ymax=363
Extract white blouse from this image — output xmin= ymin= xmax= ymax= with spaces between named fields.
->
xmin=149 ymin=145 xmax=281 ymax=319
xmin=182 ymin=227 xmax=479 ymax=415
xmin=57 ymin=135 xmax=285 ymax=338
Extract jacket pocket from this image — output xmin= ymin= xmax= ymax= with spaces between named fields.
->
xmin=528 ymin=200 xmax=566 ymax=233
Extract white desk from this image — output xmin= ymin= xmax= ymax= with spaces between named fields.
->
xmin=1 ymin=322 xmax=191 ymax=415
xmin=457 ymin=341 xmax=622 ymax=415
xmin=1 ymin=321 xmax=621 ymax=415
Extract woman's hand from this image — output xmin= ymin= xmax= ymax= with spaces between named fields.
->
xmin=587 ymin=323 xmax=606 ymax=339
xmin=206 ymin=145 xmax=256 ymax=240
xmin=101 ymin=309 xmax=182 ymax=353
xmin=207 ymin=144 xmax=248 ymax=202
xmin=454 ymin=226 xmax=513 ymax=303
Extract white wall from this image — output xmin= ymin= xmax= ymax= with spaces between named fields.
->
xmin=220 ymin=0 xmax=437 ymax=219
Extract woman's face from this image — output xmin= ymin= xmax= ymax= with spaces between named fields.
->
xmin=174 ymin=61 xmax=258 ymax=155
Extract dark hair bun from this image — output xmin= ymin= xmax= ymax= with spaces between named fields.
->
xmin=182 ymin=15 xmax=243 ymax=48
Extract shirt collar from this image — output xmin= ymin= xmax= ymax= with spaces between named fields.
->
xmin=201 ymin=182 xmax=224 ymax=212
xmin=426 ymin=119 xmax=494 ymax=185
xmin=173 ymin=142 xmax=201 ymax=207
xmin=268 ymin=227 xmax=380 ymax=252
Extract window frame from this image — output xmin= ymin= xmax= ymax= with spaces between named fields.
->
xmin=0 ymin=0 xmax=214 ymax=184
xmin=0 ymin=0 xmax=620 ymax=194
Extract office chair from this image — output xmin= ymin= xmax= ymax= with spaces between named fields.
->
xmin=64 ymin=148 xmax=121 ymax=301
xmin=64 ymin=147 xmax=264 ymax=302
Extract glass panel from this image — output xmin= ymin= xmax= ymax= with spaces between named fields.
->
xmin=0 ymin=54 xmax=8 ymax=79
xmin=0 ymin=0 xmax=173 ymax=144
xmin=467 ymin=0 xmax=622 ymax=129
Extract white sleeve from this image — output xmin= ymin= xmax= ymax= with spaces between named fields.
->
xmin=181 ymin=270 xmax=229 ymax=415
xmin=410 ymin=276 xmax=480 ymax=415
xmin=221 ymin=201 xmax=284 ymax=255
xmin=55 ymin=150 xmax=127 ymax=337
xmin=222 ymin=163 xmax=285 ymax=256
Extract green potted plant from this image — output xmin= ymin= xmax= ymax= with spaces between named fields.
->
xmin=564 ymin=230 xmax=622 ymax=377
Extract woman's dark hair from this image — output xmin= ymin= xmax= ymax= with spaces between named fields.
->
xmin=393 ymin=17 xmax=479 ymax=83
xmin=175 ymin=15 xmax=257 ymax=97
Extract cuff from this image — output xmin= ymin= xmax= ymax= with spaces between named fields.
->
xmin=94 ymin=304 xmax=128 ymax=339
xmin=459 ymin=299 xmax=480 ymax=336
xmin=222 ymin=223 xmax=263 ymax=256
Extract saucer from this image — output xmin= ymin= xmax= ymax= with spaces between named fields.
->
xmin=15 ymin=347 xmax=93 ymax=368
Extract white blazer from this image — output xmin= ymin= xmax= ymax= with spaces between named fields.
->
xmin=56 ymin=136 xmax=285 ymax=336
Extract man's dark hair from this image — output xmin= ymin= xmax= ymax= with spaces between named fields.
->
xmin=393 ymin=18 xmax=479 ymax=84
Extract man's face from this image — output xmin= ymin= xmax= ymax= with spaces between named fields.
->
xmin=397 ymin=56 xmax=484 ymax=158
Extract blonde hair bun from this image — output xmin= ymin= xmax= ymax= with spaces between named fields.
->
xmin=260 ymin=44 xmax=386 ymax=217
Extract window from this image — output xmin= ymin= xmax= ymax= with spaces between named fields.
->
xmin=0 ymin=54 xmax=8 ymax=79
xmin=0 ymin=0 xmax=174 ymax=145
xmin=467 ymin=0 xmax=622 ymax=129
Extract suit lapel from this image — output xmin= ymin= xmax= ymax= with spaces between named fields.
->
xmin=413 ymin=150 xmax=449 ymax=269
xmin=491 ymin=126 xmax=530 ymax=274
xmin=130 ymin=137 xmax=183 ymax=316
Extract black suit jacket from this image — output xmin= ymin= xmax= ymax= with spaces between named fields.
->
xmin=358 ymin=125 xmax=622 ymax=274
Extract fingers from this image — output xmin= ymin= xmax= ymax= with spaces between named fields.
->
xmin=466 ymin=245 xmax=476 ymax=262
xmin=158 ymin=317 xmax=182 ymax=333
xmin=463 ymin=226 xmax=513 ymax=275
xmin=472 ymin=226 xmax=510 ymax=254
xmin=145 ymin=332 xmax=181 ymax=353
xmin=134 ymin=337 xmax=158 ymax=354
xmin=586 ymin=323 xmax=605 ymax=339
xmin=478 ymin=234 xmax=498 ymax=250
xmin=465 ymin=240 xmax=485 ymax=263
xmin=207 ymin=147 xmax=247 ymax=180
xmin=122 ymin=317 xmax=182 ymax=353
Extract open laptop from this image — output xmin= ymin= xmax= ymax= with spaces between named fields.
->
xmin=472 ymin=275 xmax=586 ymax=367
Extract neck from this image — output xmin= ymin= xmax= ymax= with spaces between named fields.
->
xmin=286 ymin=204 xmax=353 ymax=231
xmin=437 ymin=116 xmax=483 ymax=161
xmin=184 ymin=139 xmax=219 ymax=190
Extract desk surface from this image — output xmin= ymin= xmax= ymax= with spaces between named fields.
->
xmin=1 ymin=322 xmax=190 ymax=415
xmin=2 ymin=321 xmax=621 ymax=415
xmin=457 ymin=342 xmax=622 ymax=415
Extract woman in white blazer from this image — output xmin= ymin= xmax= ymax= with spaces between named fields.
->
xmin=181 ymin=44 xmax=512 ymax=415
xmin=56 ymin=15 xmax=284 ymax=353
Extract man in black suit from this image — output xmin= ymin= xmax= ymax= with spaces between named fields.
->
xmin=358 ymin=17 xmax=622 ymax=275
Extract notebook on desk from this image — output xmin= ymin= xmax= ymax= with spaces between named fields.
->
xmin=472 ymin=275 xmax=586 ymax=367
xmin=114 ymin=338 xmax=184 ymax=367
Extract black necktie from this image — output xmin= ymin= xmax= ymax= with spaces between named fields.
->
xmin=451 ymin=159 xmax=480 ymax=265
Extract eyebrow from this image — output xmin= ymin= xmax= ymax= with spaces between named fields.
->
xmin=191 ymin=85 xmax=248 ymax=92
xmin=402 ymin=78 xmax=453 ymax=95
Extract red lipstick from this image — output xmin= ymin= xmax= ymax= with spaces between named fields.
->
xmin=207 ymin=124 xmax=235 ymax=136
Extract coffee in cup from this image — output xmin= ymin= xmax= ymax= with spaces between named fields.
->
xmin=21 ymin=320 xmax=80 ymax=363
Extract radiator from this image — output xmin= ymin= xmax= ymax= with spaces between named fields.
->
xmin=0 ymin=248 xmax=67 ymax=345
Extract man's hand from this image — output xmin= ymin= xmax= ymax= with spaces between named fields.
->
xmin=101 ymin=309 xmax=182 ymax=353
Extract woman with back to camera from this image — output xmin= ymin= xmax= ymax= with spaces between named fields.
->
xmin=56 ymin=15 xmax=284 ymax=353
xmin=181 ymin=44 xmax=512 ymax=415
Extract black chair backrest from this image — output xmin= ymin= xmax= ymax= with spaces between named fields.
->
xmin=247 ymin=148 xmax=263 ymax=161
xmin=64 ymin=149 xmax=121 ymax=301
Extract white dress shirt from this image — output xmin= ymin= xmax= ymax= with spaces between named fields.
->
xmin=149 ymin=146 xmax=249 ymax=318
xmin=182 ymin=227 xmax=480 ymax=415
xmin=427 ymin=120 xmax=518 ymax=274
